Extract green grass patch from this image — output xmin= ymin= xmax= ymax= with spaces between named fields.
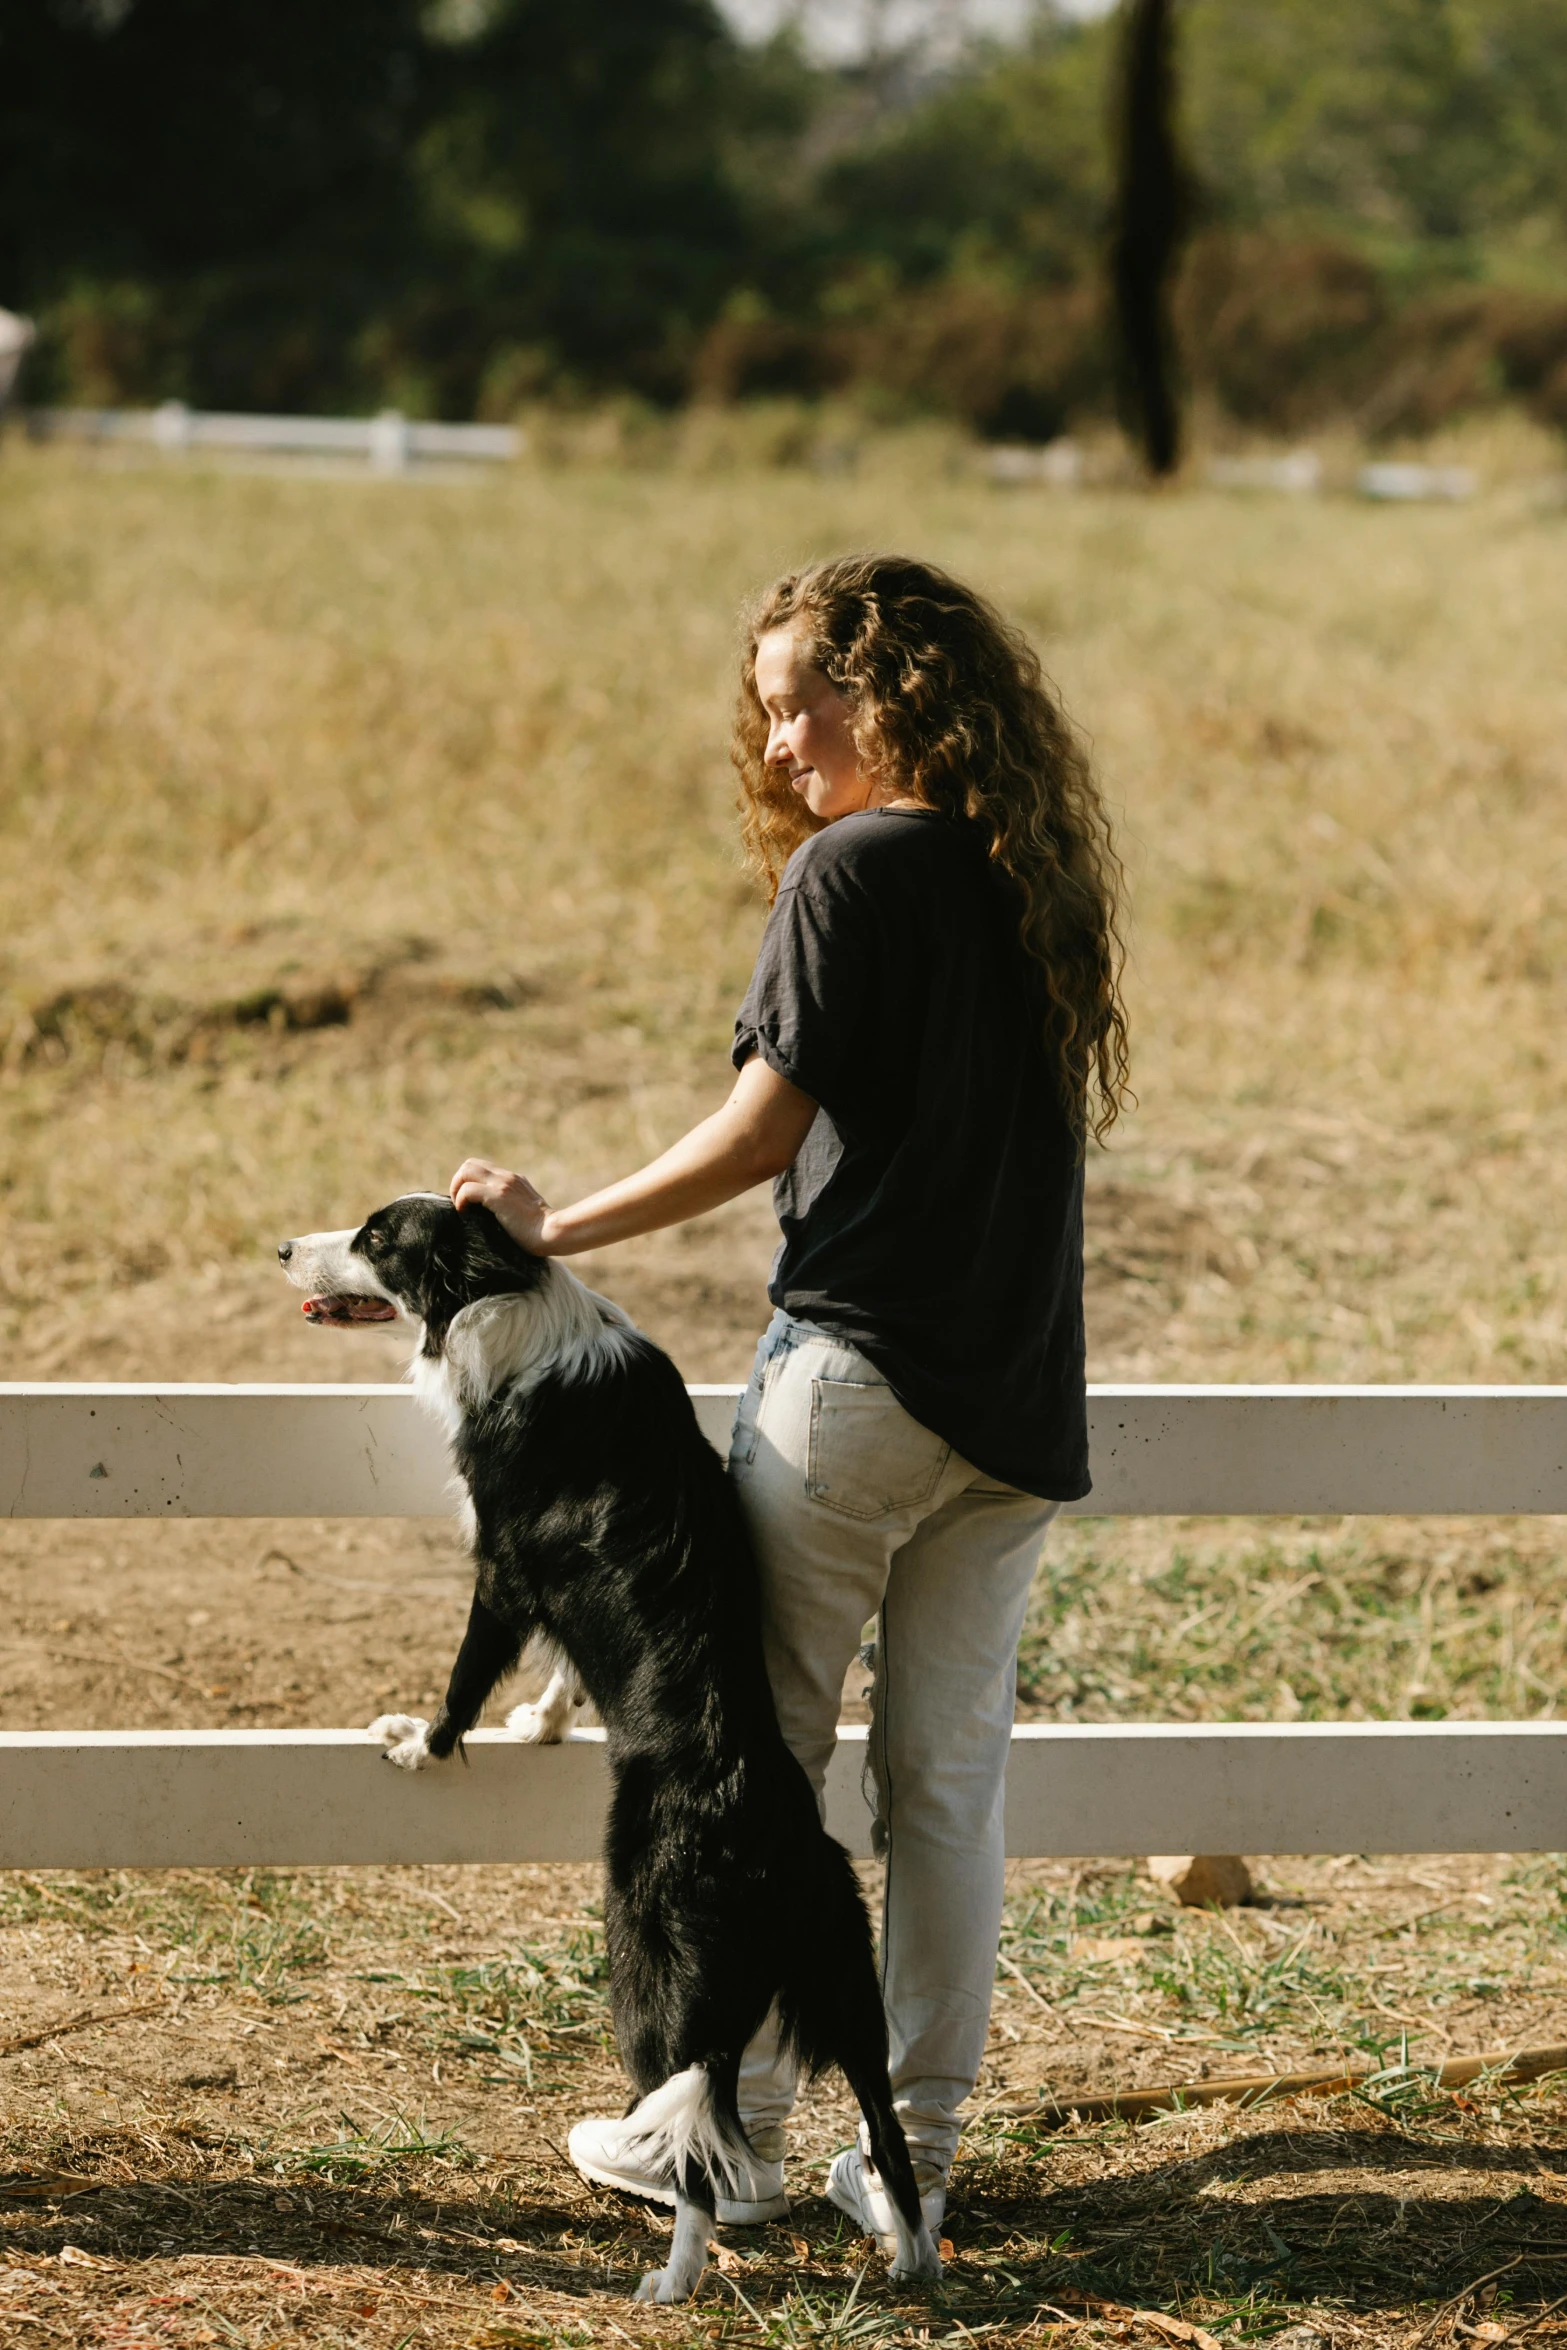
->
xmin=276 ymin=2109 xmax=480 ymax=2178
xmin=1019 ymin=1523 xmax=1567 ymax=1725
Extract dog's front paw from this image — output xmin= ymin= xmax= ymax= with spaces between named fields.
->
xmin=367 ymin=1713 xmax=433 ymax=1770
xmin=635 ymin=2267 xmax=685 ymax=2304
xmin=504 ymin=1697 xmax=568 ymax=1745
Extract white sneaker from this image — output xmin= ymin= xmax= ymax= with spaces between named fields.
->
xmin=826 ymin=2145 xmax=945 ymax=2258
xmin=567 ymin=2113 xmax=789 ymax=2225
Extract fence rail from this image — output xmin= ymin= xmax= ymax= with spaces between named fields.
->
xmin=26 ymin=403 xmax=521 ymax=470
xmin=7 ymin=1382 xmax=1567 ymax=1520
xmin=4 ymin=1381 xmax=1567 ymax=1869
xmin=4 ymin=1721 xmax=1564 ymax=1871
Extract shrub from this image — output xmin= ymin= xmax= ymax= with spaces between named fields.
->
xmin=688 ymin=315 xmax=857 ymax=405
xmin=1360 ymin=286 xmax=1567 ymax=437
xmin=1178 ymin=235 xmax=1389 ymax=433
xmin=858 ymin=279 xmax=1110 ymax=442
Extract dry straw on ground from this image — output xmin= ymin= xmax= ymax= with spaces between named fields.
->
xmin=2 ymin=427 xmax=1567 ymax=2343
xmin=7 ymin=1852 xmax=1567 ymax=2349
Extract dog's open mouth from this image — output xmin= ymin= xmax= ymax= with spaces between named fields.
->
xmin=302 ymin=1294 xmax=398 ymax=1326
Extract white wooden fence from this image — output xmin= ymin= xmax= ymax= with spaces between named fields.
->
xmin=27 ymin=404 xmax=521 ymax=471
xmin=5 ymin=1381 xmax=1567 ymax=1869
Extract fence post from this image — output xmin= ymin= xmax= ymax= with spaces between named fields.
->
xmin=152 ymin=400 xmax=193 ymax=455
xmin=369 ymin=410 xmax=411 ymax=474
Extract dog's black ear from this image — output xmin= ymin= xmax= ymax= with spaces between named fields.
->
xmin=415 ymin=1199 xmax=544 ymax=1352
xmin=457 ymin=1202 xmax=543 ymax=1288
xmin=414 ymin=1208 xmax=474 ymax=1348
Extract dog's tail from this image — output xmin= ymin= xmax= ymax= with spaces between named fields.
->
xmin=614 ymin=2063 xmax=750 ymax=2202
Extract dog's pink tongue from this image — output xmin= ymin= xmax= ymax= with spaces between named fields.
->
xmin=303 ymin=1295 xmax=397 ymax=1325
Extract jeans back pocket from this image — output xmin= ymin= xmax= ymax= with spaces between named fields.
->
xmin=807 ymin=1377 xmax=950 ymax=1520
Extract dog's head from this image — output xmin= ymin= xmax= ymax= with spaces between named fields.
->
xmin=278 ymin=1194 xmax=545 ymax=1350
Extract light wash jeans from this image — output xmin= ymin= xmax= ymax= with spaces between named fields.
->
xmin=729 ymin=1311 xmax=1058 ymax=2184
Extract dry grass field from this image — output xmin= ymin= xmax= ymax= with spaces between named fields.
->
xmin=3 ymin=424 xmax=1567 ymax=2347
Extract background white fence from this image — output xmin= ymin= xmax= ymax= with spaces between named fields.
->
xmin=26 ymin=404 xmax=521 ymax=471
xmin=5 ymin=1381 xmax=1567 ymax=1869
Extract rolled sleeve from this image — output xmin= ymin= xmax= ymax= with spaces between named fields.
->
xmin=732 ymin=858 xmax=876 ymax=1114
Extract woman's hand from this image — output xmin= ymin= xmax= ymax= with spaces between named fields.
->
xmin=449 ymin=1157 xmax=556 ymax=1254
xmin=447 ymin=1062 xmax=816 ymax=1261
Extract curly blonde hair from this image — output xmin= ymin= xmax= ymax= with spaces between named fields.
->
xmin=733 ymin=552 xmax=1131 ymax=1144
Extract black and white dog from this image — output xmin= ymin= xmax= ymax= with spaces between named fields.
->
xmin=278 ymin=1193 xmax=941 ymax=2302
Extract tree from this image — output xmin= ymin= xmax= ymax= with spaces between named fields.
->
xmin=1108 ymin=0 xmax=1191 ymax=475
xmin=0 ymin=0 xmax=757 ymax=410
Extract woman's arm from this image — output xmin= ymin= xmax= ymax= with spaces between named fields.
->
xmin=449 ymin=1054 xmax=817 ymax=1257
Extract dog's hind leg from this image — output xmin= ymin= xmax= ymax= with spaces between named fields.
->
xmin=606 ymin=2061 xmax=741 ymax=2300
xmin=635 ymin=2168 xmax=716 ymax=2303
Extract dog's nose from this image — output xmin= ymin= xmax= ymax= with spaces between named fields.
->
xmin=277 ymin=1242 xmax=293 ymax=1264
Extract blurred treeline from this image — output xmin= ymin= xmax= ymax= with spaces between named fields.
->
xmin=4 ymin=0 xmax=1567 ymax=439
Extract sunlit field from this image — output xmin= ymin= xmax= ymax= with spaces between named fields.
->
xmin=4 ymin=429 xmax=1567 ymax=1394
xmin=4 ymin=429 xmax=1567 ymax=2346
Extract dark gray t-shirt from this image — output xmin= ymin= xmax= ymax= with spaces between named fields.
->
xmin=732 ymin=807 xmax=1089 ymax=1502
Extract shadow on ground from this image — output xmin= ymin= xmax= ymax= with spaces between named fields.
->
xmin=10 ymin=2127 xmax=1567 ymax=2321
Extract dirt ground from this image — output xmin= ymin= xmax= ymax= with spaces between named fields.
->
xmin=7 ymin=1851 xmax=1567 ymax=2348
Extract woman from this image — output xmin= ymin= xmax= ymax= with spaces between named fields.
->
xmin=451 ymin=552 xmax=1129 ymax=2247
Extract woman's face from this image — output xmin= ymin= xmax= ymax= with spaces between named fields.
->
xmin=754 ymin=626 xmax=875 ymax=822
